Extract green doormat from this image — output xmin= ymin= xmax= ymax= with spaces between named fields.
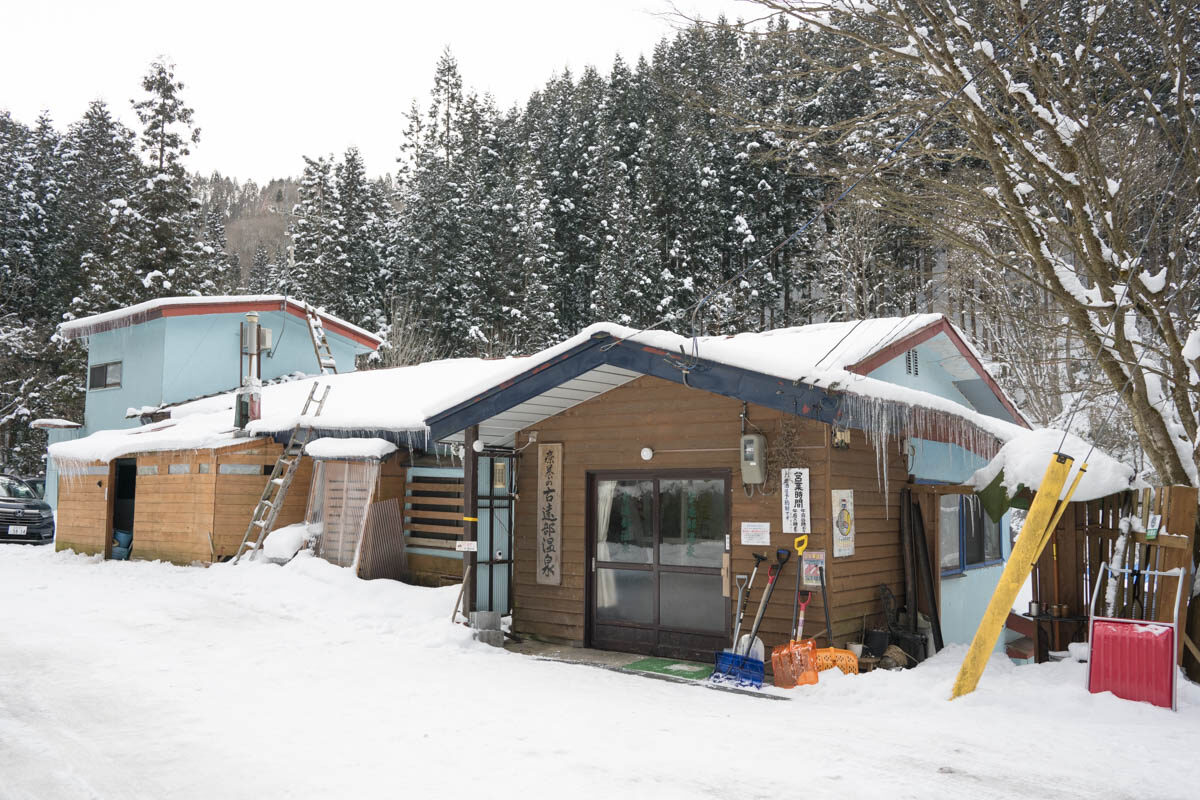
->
xmin=622 ymin=657 xmax=714 ymax=681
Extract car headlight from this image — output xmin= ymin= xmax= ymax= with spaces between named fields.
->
xmin=40 ymin=510 xmax=53 ymax=520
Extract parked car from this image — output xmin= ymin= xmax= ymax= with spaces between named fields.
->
xmin=21 ymin=476 xmax=45 ymax=499
xmin=0 ymin=474 xmax=54 ymax=544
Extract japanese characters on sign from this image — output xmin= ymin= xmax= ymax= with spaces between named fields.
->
xmin=832 ymin=489 xmax=855 ymax=558
xmin=740 ymin=521 xmax=771 ymax=546
xmin=536 ymin=444 xmax=562 ymax=585
xmin=781 ymin=468 xmax=811 ymax=535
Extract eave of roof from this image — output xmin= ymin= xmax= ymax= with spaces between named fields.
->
xmin=57 ymin=296 xmax=382 ymax=350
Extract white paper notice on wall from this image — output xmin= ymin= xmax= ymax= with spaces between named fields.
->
xmin=740 ymin=521 xmax=771 ymax=546
xmin=781 ymin=468 xmax=811 ymax=534
xmin=832 ymin=489 xmax=855 ymax=557
xmin=455 ymin=540 xmax=478 ymax=552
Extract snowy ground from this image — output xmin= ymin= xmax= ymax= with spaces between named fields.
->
xmin=2 ymin=545 xmax=1198 ymax=800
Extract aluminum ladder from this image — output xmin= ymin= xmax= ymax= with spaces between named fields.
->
xmin=304 ymin=303 xmax=338 ymax=375
xmin=230 ymin=383 xmax=331 ymax=564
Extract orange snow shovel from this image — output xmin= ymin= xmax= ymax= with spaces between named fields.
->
xmin=772 ymin=536 xmax=819 ymax=688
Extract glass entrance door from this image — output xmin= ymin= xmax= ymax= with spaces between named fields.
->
xmin=590 ymin=473 xmax=729 ymax=661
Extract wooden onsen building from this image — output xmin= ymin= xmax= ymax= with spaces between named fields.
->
xmin=423 ymin=317 xmax=1039 ymax=662
xmin=49 ymin=366 xmax=479 ymax=585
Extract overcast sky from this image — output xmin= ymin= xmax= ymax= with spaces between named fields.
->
xmin=4 ymin=0 xmax=750 ymax=183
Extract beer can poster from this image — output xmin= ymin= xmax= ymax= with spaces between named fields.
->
xmin=802 ymin=549 xmax=825 ymax=588
xmin=781 ymin=468 xmax=810 ymax=534
xmin=832 ymin=489 xmax=855 ymax=557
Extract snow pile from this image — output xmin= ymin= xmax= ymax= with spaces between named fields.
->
xmin=2 ymin=544 xmax=1199 ymax=800
xmin=305 ymin=437 xmax=398 ymax=460
xmin=968 ymin=428 xmax=1140 ymax=503
xmin=260 ymin=522 xmax=311 ymax=562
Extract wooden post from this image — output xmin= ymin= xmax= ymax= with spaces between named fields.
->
xmin=462 ymin=425 xmax=479 ymax=617
xmin=1160 ymin=486 xmax=1197 ymax=665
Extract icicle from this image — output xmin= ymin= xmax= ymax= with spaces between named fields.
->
xmin=843 ymin=393 xmax=1003 ymax=505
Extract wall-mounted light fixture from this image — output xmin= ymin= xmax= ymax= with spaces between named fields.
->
xmin=833 ymin=427 xmax=851 ymax=449
xmin=640 ymin=447 xmax=654 ymax=461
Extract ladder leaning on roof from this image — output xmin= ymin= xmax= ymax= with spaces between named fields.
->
xmin=304 ymin=303 xmax=338 ymax=375
xmin=230 ymin=383 xmax=331 ymax=564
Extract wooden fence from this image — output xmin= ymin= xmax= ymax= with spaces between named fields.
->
xmin=1032 ymin=486 xmax=1198 ymax=668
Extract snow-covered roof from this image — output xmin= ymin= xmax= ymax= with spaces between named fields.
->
xmin=305 ymin=437 xmax=399 ymax=461
xmin=57 ymin=295 xmax=383 ymax=349
xmin=426 ymin=317 xmax=1030 ymax=448
xmin=49 ymin=356 xmax=533 ymax=466
xmin=51 ymin=315 xmax=1105 ymax=479
xmin=30 ymin=418 xmax=82 ymax=429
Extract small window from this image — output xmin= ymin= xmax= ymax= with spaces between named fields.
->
xmin=905 ymin=349 xmax=919 ymax=376
xmin=89 ymin=361 xmax=122 ymax=390
xmin=136 ymin=464 xmax=159 ymax=476
xmin=198 ymin=463 xmax=211 ymax=474
xmin=218 ymin=463 xmax=262 ymax=475
xmin=168 ymin=463 xmax=191 ymax=475
xmin=941 ymin=493 xmax=1003 ymax=574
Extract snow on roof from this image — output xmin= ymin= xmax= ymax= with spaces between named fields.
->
xmin=51 ymin=314 xmax=1125 ymax=484
xmin=49 ymin=355 xmax=532 ymax=466
xmin=305 ymin=437 xmax=398 ymax=461
xmin=30 ymin=418 xmax=82 ymax=429
xmin=57 ymin=295 xmax=383 ymax=348
xmin=968 ymin=428 xmax=1142 ymax=503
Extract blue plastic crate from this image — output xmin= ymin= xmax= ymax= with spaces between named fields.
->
xmin=113 ymin=530 xmax=133 ymax=548
xmin=710 ymin=651 xmax=765 ymax=688
xmin=110 ymin=544 xmax=131 ymax=560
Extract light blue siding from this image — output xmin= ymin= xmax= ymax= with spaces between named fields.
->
xmin=48 ymin=304 xmax=373 ymax=510
xmin=868 ymin=337 xmax=1011 ymax=650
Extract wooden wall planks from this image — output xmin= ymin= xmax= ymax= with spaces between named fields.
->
xmin=511 ymin=374 xmax=907 ymax=652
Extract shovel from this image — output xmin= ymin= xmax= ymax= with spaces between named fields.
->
xmin=737 ymin=548 xmax=792 ymax=661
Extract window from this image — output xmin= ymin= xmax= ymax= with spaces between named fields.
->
xmin=940 ymin=493 xmax=1003 ymax=575
xmin=167 ymin=463 xmax=191 ymax=475
xmin=905 ymin=349 xmax=919 ymax=376
xmin=136 ymin=464 xmax=159 ymax=476
xmin=0 ymin=476 xmax=37 ymax=499
xmin=88 ymin=361 xmax=122 ymax=390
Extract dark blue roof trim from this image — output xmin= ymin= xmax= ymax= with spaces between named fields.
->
xmin=425 ymin=332 xmax=845 ymax=443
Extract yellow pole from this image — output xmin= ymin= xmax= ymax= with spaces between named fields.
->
xmin=950 ymin=452 xmax=1075 ymax=699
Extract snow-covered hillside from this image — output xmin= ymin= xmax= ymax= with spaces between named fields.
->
xmin=1 ymin=545 xmax=1197 ymax=799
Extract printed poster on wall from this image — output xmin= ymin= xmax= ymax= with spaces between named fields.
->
xmin=832 ymin=489 xmax=855 ymax=557
xmin=536 ymin=443 xmax=562 ymax=585
xmin=740 ymin=521 xmax=771 ymax=546
xmin=802 ymin=549 xmax=826 ymax=588
xmin=781 ymin=468 xmax=811 ymax=534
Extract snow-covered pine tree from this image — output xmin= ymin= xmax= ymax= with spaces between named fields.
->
xmin=126 ymin=60 xmax=206 ymax=296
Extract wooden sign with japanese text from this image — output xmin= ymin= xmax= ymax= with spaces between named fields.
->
xmin=536 ymin=443 xmax=562 ymax=585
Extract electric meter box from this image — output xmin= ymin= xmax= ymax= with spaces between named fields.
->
xmin=740 ymin=433 xmax=767 ymax=485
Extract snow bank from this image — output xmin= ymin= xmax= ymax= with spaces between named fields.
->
xmin=29 ymin=418 xmax=81 ymax=429
xmin=968 ymin=428 xmax=1140 ymax=503
xmin=261 ymin=522 xmax=311 ymax=562
xmin=3 ymin=545 xmax=1199 ymax=800
xmin=305 ymin=437 xmax=398 ymax=460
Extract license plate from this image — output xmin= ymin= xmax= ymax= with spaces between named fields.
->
xmin=7 ymin=525 xmax=27 ymax=536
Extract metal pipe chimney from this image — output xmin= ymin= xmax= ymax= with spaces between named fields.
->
xmin=235 ymin=312 xmax=263 ymax=429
